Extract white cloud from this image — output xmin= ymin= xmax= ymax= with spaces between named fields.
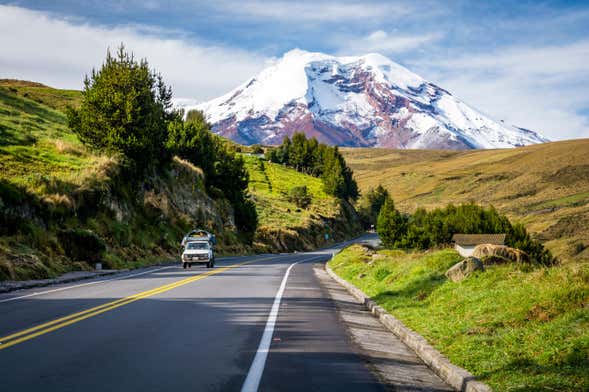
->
xmin=0 ymin=5 xmax=269 ymax=100
xmin=414 ymin=41 xmax=589 ymax=140
xmin=338 ymin=30 xmax=442 ymax=54
xmin=215 ymin=1 xmax=412 ymax=21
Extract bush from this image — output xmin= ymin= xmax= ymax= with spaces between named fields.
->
xmin=376 ymin=200 xmax=556 ymax=265
xmin=251 ymin=144 xmax=264 ymax=154
xmin=58 ymin=228 xmax=106 ymax=264
xmin=234 ymin=198 xmax=258 ymax=244
xmin=288 ymin=185 xmax=312 ymax=208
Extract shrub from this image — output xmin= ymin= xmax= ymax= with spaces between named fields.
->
xmin=58 ymin=228 xmax=106 ymax=264
xmin=376 ymin=197 xmax=407 ymax=248
xmin=167 ymin=113 xmax=258 ymax=239
xmin=251 ymin=144 xmax=264 ymax=154
xmin=234 ymin=198 xmax=258 ymax=244
xmin=288 ymin=185 xmax=312 ymax=208
xmin=377 ymin=200 xmax=555 ymax=265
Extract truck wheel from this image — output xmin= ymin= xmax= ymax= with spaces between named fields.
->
xmin=182 ymin=262 xmax=187 ymax=269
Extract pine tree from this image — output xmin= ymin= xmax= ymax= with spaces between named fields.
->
xmin=376 ymin=197 xmax=407 ymax=248
xmin=358 ymin=185 xmax=390 ymax=227
xmin=67 ymin=44 xmax=178 ymax=168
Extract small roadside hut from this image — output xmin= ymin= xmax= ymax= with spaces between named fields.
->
xmin=451 ymin=234 xmax=506 ymax=257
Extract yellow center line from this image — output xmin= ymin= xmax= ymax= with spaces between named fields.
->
xmin=0 ymin=256 xmax=278 ymax=351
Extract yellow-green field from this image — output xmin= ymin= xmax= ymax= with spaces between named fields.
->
xmin=342 ymin=140 xmax=589 ymax=262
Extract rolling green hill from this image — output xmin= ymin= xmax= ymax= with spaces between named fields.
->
xmin=341 ymin=141 xmax=589 ymax=263
xmin=244 ymin=155 xmax=360 ymax=251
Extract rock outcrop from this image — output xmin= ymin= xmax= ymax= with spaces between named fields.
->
xmin=473 ymin=244 xmax=530 ymax=264
xmin=445 ymin=256 xmax=485 ymax=282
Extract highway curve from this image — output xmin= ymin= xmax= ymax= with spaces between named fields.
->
xmin=0 ymin=234 xmax=448 ymax=391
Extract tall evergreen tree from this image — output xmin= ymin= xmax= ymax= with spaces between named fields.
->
xmin=376 ymin=197 xmax=407 ymax=248
xmin=358 ymin=185 xmax=390 ymax=227
xmin=67 ymin=44 xmax=178 ymax=168
xmin=268 ymin=133 xmax=358 ymax=201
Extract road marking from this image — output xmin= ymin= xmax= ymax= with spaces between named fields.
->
xmin=241 ymin=255 xmax=323 ymax=392
xmin=0 ymin=257 xmax=273 ymax=351
xmin=0 ymin=254 xmax=280 ymax=304
xmin=0 ymin=266 xmax=174 ymax=304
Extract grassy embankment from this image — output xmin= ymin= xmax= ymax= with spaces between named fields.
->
xmin=329 ymin=245 xmax=589 ymax=391
xmin=0 ymin=80 xmax=360 ymax=280
xmin=342 ymin=142 xmax=589 ymax=263
xmin=243 ymin=155 xmax=360 ymax=251
xmin=0 ymin=80 xmax=246 ymax=280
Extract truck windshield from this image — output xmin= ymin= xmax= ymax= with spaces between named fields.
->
xmin=186 ymin=242 xmax=209 ymax=250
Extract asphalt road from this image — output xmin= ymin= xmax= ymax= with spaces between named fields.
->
xmin=0 ymin=235 xmax=387 ymax=391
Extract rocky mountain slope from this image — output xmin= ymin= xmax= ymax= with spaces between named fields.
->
xmin=190 ymin=49 xmax=548 ymax=149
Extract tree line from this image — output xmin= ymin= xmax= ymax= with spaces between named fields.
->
xmin=67 ymin=45 xmax=257 ymax=241
xmin=376 ymin=194 xmax=555 ymax=265
xmin=267 ymin=132 xmax=359 ymax=201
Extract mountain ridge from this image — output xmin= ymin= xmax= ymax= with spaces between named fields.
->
xmin=186 ymin=49 xmax=548 ymax=149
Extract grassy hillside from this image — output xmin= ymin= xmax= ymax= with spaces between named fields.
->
xmin=341 ymin=141 xmax=589 ymax=262
xmin=329 ymin=245 xmax=589 ymax=391
xmin=244 ymin=155 xmax=361 ymax=251
xmin=0 ymin=79 xmax=361 ymax=279
xmin=0 ymin=80 xmax=246 ymax=280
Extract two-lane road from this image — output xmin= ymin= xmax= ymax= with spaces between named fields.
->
xmin=0 ymin=235 xmax=386 ymax=391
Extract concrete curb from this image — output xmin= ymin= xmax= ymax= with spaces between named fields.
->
xmin=0 ymin=269 xmax=128 ymax=294
xmin=325 ymin=263 xmax=492 ymax=392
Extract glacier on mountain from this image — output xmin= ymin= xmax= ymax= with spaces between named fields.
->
xmin=186 ymin=49 xmax=548 ymax=149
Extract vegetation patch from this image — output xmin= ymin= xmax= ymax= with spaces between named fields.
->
xmin=329 ymin=245 xmax=589 ymax=391
xmin=341 ymin=140 xmax=589 ymax=263
xmin=243 ymin=155 xmax=361 ymax=251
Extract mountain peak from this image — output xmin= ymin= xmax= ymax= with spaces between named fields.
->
xmin=190 ymin=49 xmax=548 ymax=149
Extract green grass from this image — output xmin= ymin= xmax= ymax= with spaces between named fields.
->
xmin=243 ymin=154 xmax=361 ymax=251
xmin=533 ymin=190 xmax=589 ymax=209
xmin=0 ymin=83 xmax=103 ymax=195
xmin=243 ymin=154 xmax=339 ymax=229
xmin=329 ymin=245 xmax=589 ymax=391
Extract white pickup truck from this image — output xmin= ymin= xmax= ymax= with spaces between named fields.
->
xmin=180 ymin=230 xmax=216 ymax=269
xmin=181 ymin=240 xmax=215 ymax=269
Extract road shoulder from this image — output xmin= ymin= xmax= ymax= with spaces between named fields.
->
xmin=314 ymin=265 xmax=454 ymax=392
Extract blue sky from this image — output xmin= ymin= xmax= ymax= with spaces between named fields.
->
xmin=1 ymin=0 xmax=589 ymax=140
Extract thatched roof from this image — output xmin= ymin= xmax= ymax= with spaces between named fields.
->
xmin=452 ymin=234 xmax=506 ymax=246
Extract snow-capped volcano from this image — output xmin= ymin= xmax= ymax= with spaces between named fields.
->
xmin=189 ymin=49 xmax=548 ymax=149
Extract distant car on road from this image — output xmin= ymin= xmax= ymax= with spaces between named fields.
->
xmin=180 ymin=229 xmax=216 ymax=269
xmin=181 ymin=240 xmax=215 ymax=269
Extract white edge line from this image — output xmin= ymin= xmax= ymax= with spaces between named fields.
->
xmin=0 ymin=266 xmax=174 ymax=303
xmin=241 ymin=255 xmax=324 ymax=392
